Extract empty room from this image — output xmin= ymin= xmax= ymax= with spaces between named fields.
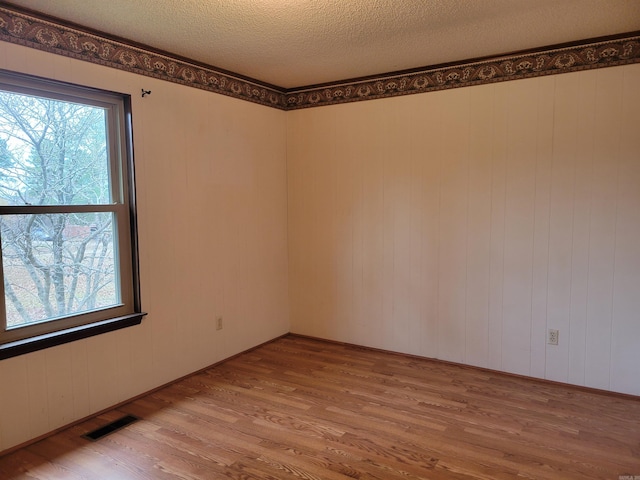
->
xmin=0 ymin=0 xmax=639 ymax=478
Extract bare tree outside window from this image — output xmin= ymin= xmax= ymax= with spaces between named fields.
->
xmin=0 ymin=91 xmax=119 ymax=328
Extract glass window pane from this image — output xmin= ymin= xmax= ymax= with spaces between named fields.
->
xmin=1 ymin=212 xmax=119 ymax=328
xmin=0 ymin=90 xmax=111 ymax=206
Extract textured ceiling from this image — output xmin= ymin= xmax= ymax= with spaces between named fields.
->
xmin=6 ymin=0 xmax=640 ymax=89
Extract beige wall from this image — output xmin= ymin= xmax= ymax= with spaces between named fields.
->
xmin=287 ymin=63 xmax=640 ymax=396
xmin=0 ymin=42 xmax=290 ymax=451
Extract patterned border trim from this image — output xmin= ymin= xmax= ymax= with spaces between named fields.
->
xmin=0 ymin=6 xmax=288 ymax=109
xmin=285 ymin=36 xmax=640 ymax=109
xmin=0 ymin=5 xmax=638 ymax=111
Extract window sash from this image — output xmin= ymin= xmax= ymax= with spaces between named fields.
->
xmin=0 ymin=207 xmax=134 ymax=343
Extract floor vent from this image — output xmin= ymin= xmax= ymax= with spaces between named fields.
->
xmin=82 ymin=415 xmax=139 ymax=441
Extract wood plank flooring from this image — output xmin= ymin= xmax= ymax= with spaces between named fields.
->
xmin=1 ymin=335 xmax=639 ymax=479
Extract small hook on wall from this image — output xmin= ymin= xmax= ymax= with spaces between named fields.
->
xmin=141 ymin=89 xmax=151 ymax=98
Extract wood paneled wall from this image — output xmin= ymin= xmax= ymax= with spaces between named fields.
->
xmin=0 ymin=42 xmax=290 ymax=452
xmin=287 ymin=64 xmax=640 ymax=396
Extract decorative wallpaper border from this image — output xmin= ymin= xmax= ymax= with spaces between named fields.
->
xmin=0 ymin=4 xmax=638 ymax=110
xmin=286 ymin=35 xmax=640 ymax=109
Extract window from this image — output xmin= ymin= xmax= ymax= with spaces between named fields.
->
xmin=0 ymin=70 xmax=144 ymax=359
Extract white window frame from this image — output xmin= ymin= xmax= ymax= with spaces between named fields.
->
xmin=0 ymin=70 xmax=144 ymax=359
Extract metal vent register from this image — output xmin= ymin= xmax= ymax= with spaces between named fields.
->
xmin=82 ymin=415 xmax=139 ymax=441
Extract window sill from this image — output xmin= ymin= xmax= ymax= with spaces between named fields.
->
xmin=0 ymin=313 xmax=147 ymax=360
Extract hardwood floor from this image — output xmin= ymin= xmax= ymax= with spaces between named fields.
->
xmin=1 ymin=335 xmax=639 ymax=479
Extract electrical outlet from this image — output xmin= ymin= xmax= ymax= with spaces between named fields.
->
xmin=548 ymin=329 xmax=559 ymax=345
xmin=216 ymin=316 xmax=223 ymax=331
